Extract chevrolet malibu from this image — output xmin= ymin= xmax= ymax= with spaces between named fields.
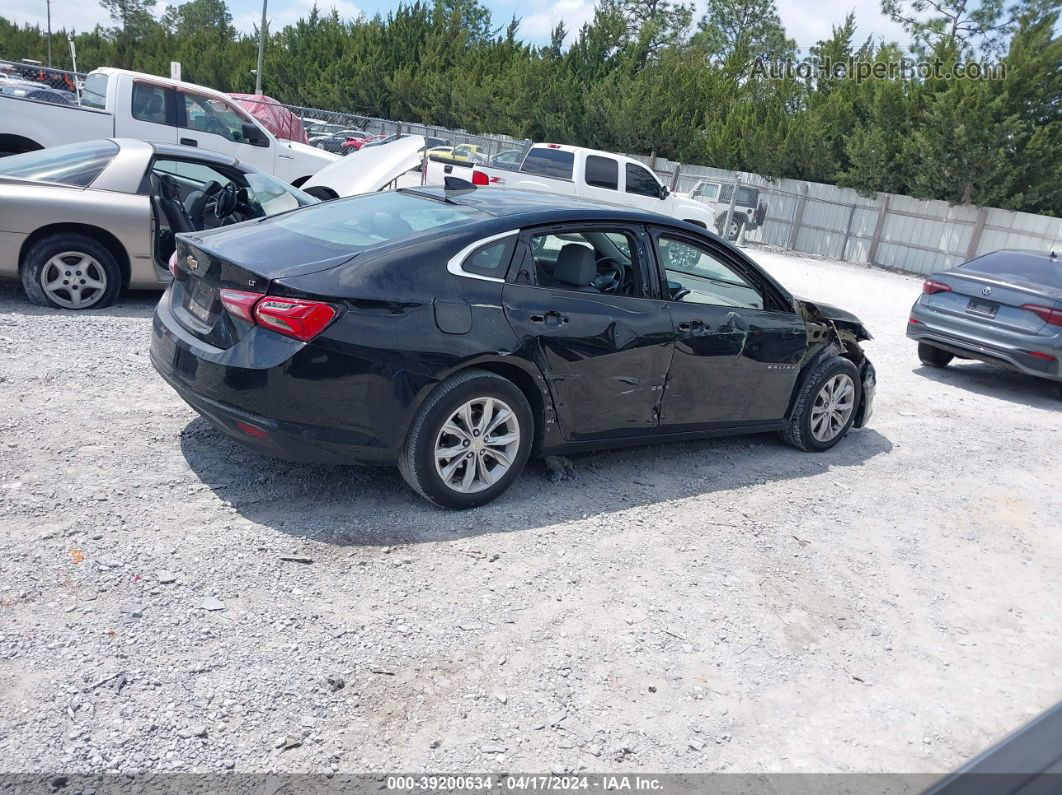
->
xmin=150 ymin=186 xmax=876 ymax=508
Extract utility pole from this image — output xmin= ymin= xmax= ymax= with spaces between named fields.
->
xmin=45 ymin=0 xmax=53 ymax=67
xmin=254 ymin=0 xmax=268 ymax=94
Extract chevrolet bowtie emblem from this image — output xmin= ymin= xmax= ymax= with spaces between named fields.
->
xmin=185 ymin=255 xmax=199 ymax=270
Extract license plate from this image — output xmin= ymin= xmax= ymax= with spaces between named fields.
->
xmin=967 ymin=298 xmax=998 ymax=318
xmin=187 ymin=281 xmax=215 ymax=323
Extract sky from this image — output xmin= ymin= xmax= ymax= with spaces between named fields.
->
xmin=5 ymin=0 xmax=912 ymax=51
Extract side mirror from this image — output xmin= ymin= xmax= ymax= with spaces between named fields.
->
xmin=242 ymin=123 xmax=267 ymax=146
xmin=659 ymin=184 xmax=670 ymax=200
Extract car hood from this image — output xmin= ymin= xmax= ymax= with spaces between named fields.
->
xmin=303 ymin=135 xmax=425 ymax=197
xmin=795 ymin=297 xmax=873 ymax=340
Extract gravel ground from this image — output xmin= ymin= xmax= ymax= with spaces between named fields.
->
xmin=1 ymin=247 xmax=1060 ymax=776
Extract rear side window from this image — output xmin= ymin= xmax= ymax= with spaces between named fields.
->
xmin=585 ymin=155 xmax=618 ymax=190
xmin=132 ymin=82 xmax=171 ymax=125
xmin=462 ymin=237 xmax=516 ymax=278
xmin=962 ymin=252 xmax=1062 ymax=289
xmin=521 ymin=148 xmax=574 ymax=180
xmin=80 ymin=73 xmax=108 ymax=109
xmin=0 ymin=139 xmax=118 ymax=187
xmin=625 ymin=163 xmax=660 ymax=197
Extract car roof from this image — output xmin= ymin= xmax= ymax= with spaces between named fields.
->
xmin=147 ymin=142 xmax=240 ymax=168
xmin=404 ymin=186 xmax=678 ymax=226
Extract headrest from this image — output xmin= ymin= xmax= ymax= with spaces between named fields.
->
xmin=201 ymin=180 xmax=222 ymax=196
xmin=554 ymin=244 xmax=596 ymax=288
xmin=157 ymin=173 xmax=180 ymax=199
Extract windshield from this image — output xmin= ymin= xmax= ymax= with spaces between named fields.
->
xmin=268 ymin=191 xmax=485 ymax=249
xmin=0 ymin=139 xmax=119 ymax=187
xmin=244 ymin=171 xmax=315 ymax=214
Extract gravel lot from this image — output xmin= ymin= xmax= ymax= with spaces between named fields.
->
xmin=1 ymin=247 xmax=1060 ymax=777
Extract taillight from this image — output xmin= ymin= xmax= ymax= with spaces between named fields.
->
xmin=219 ymin=288 xmax=260 ymax=323
xmin=1021 ymin=304 xmax=1062 ymax=326
xmin=254 ymin=297 xmax=337 ymax=342
xmin=168 ymin=252 xmax=179 ymax=278
xmin=471 ymin=169 xmax=489 ymax=186
xmin=1027 ymin=350 xmax=1057 ymax=362
xmin=234 ymin=420 xmax=269 ymax=439
xmin=923 ymin=279 xmax=951 ymax=295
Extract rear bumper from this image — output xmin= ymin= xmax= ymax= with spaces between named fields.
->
xmin=149 ymin=289 xmax=400 ymax=465
xmin=907 ymin=303 xmax=1061 ymax=382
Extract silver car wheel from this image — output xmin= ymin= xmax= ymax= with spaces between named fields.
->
xmin=434 ymin=397 xmax=521 ymax=494
xmin=810 ymin=373 xmax=855 ymax=443
xmin=40 ymin=252 xmax=107 ymax=309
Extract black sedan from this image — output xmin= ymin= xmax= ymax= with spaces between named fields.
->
xmin=150 ymin=186 xmax=876 ymax=508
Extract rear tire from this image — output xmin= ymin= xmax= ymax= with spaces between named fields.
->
xmin=918 ymin=342 xmax=953 ymax=368
xmin=21 ymin=233 xmax=122 ymax=310
xmin=781 ymin=356 xmax=862 ymax=452
xmin=399 ymin=369 xmax=533 ymax=509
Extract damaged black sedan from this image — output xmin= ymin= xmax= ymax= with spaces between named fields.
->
xmin=150 ymin=186 xmax=875 ymax=508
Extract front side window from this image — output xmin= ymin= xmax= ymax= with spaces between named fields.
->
xmin=625 ymin=163 xmax=661 ymax=198
xmin=182 ymin=93 xmax=255 ymax=142
xmin=80 ymin=72 xmax=108 ymax=109
xmin=521 ymin=148 xmax=574 ymax=180
xmin=0 ymin=139 xmax=118 ymax=187
xmin=585 ymin=155 xmax=618 ymax=190
xmin=528 ymin=229 xmax=642 ymax=297
xmin=132 ymin=82 xmax=170 ymax=125
xmin=693 ymin=182 xmax=720 ymax=201
xmin=657 ymin=235 xmax=763 ymax=309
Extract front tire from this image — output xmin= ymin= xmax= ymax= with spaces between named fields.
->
xmin=781 ymin=356 xmax=862 ymax=452
xmin=918 ymin=342 xmax=953 ymax=368
xmin=21 ymin=233 xmax=121 ymax=310
xmin=399 ymin=369 xmax=533 ymax=509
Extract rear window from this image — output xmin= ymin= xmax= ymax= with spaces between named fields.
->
xmin=268 ymin=191 xmax=484 ymax=249
xmin=0 ymin=139 xmax=118 ymax=187
xmin=521 ymin=148 xmax=574 ymax=180
xmin=80 ymin=72 xmax=108 ymax=110
xmin=719 ymin=184 xmax=760 ymax=207
xmin=962 ymin=252 xmax=1062 ymax=290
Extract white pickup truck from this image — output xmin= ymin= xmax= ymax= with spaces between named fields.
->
xmin=0 ymin=67 xmax=335 ymax=185
xmin=424 ymin=143 xmax=716 ymax=228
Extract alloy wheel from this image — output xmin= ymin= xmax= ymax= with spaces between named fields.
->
xmin=810 ymin=373 xmax=855 ymax=443
xmin=433 ymin=397 xmax=521 ymax=494
xmin=39 ymin=252 xmax=107 ymax=309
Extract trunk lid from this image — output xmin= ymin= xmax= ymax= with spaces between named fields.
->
xmin=925 ymin=270 xmax=1055 ymax=334
xmin=170 ymin=225 xmax=356 ymax=348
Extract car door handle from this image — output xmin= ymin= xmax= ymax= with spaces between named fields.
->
xmin=444 ymin=165 xmax=454 ymax=174
xmin=180 ymin=137 xmax=198 ymax=147
xmin=677 ymin=319 xmax=704 ymax=333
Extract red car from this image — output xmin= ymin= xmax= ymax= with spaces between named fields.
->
xmin=340 ymin=131 xmax=377 ymax=152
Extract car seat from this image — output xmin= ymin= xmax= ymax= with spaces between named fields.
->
xmin=553 ymin=245 xmax=600 ymax=292
xmin=154 ymin=173 xmax=195 ymax=234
